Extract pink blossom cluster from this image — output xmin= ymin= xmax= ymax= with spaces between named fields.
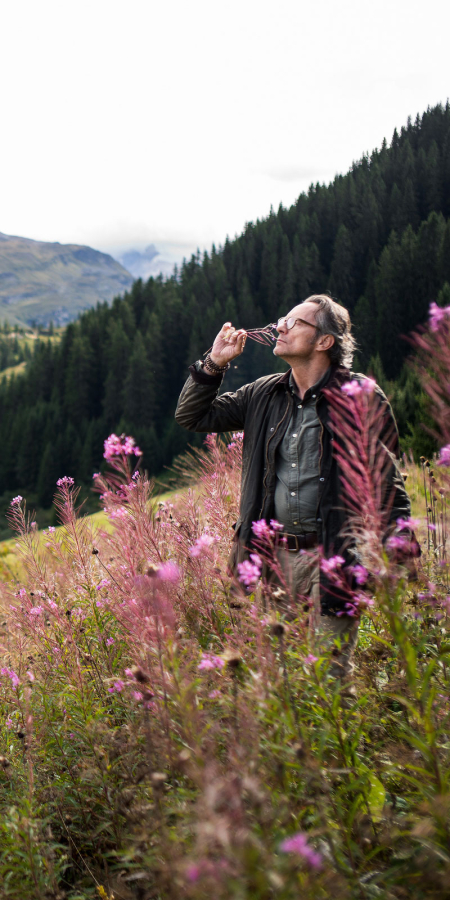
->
xmin=320 ymin=555 xmax=345 ymax=575
xmin=428 ymin=301 xmax=450 ymax=332
xmin=251 ymin=518 xmax=283 ymax=540
xmin=341 ymin=377 xmax=376 ymax=397
xmin=103 ymin=433 xmax=142 ymax=460
xmin=198 ymin=653 xmax=225 ymax=671
xmin=10 ymin=495 xmax=23 ymax=506
xmin=189 ymin=532 xmax=216 ymax=557
xmin=1 ymin=666 xmax=20 ymax=688
xmin=437 ymin=444 xmax=450 ymax=467
xmin=279 ymin=831 xmax=322 ymax=868
xmin=237 ymin=553 xmax=262 ymax=588
xmin=56 ymin=476 xmax=74 ymax=488
xmin=157 ymin=561 xmax=180 ymax=583
xmin=351 ymin=564 xmax=369 ymax=585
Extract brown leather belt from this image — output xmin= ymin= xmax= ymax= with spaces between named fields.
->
xmin=281 ymin=532 xmax=318 ymax=551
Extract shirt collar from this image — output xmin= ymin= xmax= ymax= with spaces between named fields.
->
xmin=288 ymin=366 xmax=332 ymax=401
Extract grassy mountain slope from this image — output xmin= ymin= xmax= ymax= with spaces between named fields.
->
xmin=0 ymin=232 xmax=133 ymax=326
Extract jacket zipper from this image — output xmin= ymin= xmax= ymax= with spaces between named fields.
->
xmin=259 ymin=394 xmax=292 ymax=518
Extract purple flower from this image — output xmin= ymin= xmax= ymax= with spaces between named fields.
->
xmin=341 ymin=377 xmax=376 ymax=397
xmin=320 ymin=555 xmax=345 ymax=575
xmin=352 ymin=564 xmax=369 ymax=585
xmin=108 ymin=680 xmax=124 ymax=693
xmin=104 ymin=433 xmax=142 ymax=460
xmin=270 ymin=519 xmax=284 ymax=531
xmin=386 ymin=535 xmax=410 ymax=551
xmin=280 ymin=832 xmax=322 ymax=868
xmin=10 ymin=495 xmax=23 ymax=506
xmin=157 ymin=561 xmax=180 ymax=583
xmin=56 ymin=476 xmax=74 ymax=487
xmin=396 ymin=516 xmax=421 ymax=529
xmin=1 ymin=667 xmax=20 ymax=688
xmin=238 ymin=553 xmax=262 ymax=588
xmin=437 ymin=444 xmax=450 ymax=467
xmin=252 ymin=519 xmax=272 ymax=539
xmin=198 ymin=653 xmax=225 ymax=671
xmin=189 ymin=533 xmax=216 ymax=557
xmin=303 ymin=654 xmax=318 ymax=665
xmin=429 ymin=301 xmax=450 ymax=332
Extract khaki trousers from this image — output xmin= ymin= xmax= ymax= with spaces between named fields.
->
xmin=275 ymin=549 xmax=359 ymax=682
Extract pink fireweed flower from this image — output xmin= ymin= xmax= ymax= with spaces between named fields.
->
xmin=29 ymin=606 xmax=43 ymax=616
xmin=252 ymin=519 xmax=272 ymax=539
xmin=189 ymin=532 xmax=216 ymax=557
xmin=303 ymin=654 xmax=318 ymax=665
xmin=96 ymin=578 xmax=110 ymax=590
xmin=56 ymin=476 xmax=74 ymax=487
xmin=351 ymin=564 xmax=369 ymax=585
xmin=157 ymin=561 xmax=180 ymax=583
xmin=280 ymin=832 xmax=322 ymax=868
xmin=198 ymin=653 xmax=225 ymax=671
xmin=396 ymin=516 xmax=421 ymax=530
xmin=270 ymin=519 xmax=284 ymax=531
xmin=386 ymin=534 xmax=410 ymax=551
xmin=341 ymin=377 xmax=376 ymax=397
xmin=238 ymin=553 xmax=262 ymax=588
xmin=10 ymin=495 xmax=23 ymax=506
xmin=437 ymin=444 xmax=450 ymax=467
xmin=108 ymin=680 xmax=124 ymax=694
xmin=1 ymin=667 xmax=20 ymax=688
xmin=320 ymin=555 xmax=345 ymax=575
xmin=429 ymin=301 xmax=450 ymax=332
xmin=103 ymin=433 xmax=142 ymax=460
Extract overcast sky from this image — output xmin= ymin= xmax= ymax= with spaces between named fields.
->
xmin=1 ymin=0 xmax=449 ymax=270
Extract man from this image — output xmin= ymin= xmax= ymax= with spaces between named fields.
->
xmin=175 ymin=294 xmax=411 ymax=681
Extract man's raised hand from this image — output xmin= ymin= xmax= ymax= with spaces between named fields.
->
xmin=209 ymin=322 xmax=247 ymax=368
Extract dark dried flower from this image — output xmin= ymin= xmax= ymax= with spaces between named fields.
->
xmin=132 ymin=666 xmax=150 ymax=685
xmin=92 ymin=547 xmax=99 ymax=555
xmin=0 ymin=756 xmax=10 ymax=768
xmin=269 ymin=619 xmax=285 ymax=638
xmin=223 ymin=650 xmax=242 ymax=670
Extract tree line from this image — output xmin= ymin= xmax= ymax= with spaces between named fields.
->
xmin=1 ymin=102 xmax=450 ymax=505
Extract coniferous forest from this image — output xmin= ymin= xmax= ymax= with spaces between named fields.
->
xmin=2 ymin=102 xmax=450 ymax=510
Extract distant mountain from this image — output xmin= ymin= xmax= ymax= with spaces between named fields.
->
xmin=0 ymin=232 xmax=134 ymax=327
xmin=115 ymin=243 xmax=177 ymax=280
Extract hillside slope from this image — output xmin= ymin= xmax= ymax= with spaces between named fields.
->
xmin=0 ymin=232 xmax=133 ymax=326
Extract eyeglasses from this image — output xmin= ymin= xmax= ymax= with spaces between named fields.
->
xmin=276 ymin=316 xmax=321 ymax=332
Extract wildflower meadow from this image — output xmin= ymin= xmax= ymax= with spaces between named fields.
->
xmin=1 ymin=304 xmax=450 ymax=899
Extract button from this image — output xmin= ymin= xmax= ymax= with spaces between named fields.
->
xmin=292 ymin=463 xmax=296 ymax=467
xmin=319 ymin=477 xmax=324 ymax=482
xmin=291 ymin=492 xmax=296 ymax=496
xmin=312 ymin=394 xmax=316 ymax=398
xmin=298 ymin=405 xmax=302 ymax=409
xmin=292 ymin=433 xmax=297 ymax=437
xmin=317 ymin=518 xmax=322 ymax=523
xmin=293 ymin=521 xmax=298 ymax=525
xmin=270 ymin=427 xmax=274 ymax=432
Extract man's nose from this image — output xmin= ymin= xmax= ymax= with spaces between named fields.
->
xmin=276 ymin=319 xmax=287 ymax=334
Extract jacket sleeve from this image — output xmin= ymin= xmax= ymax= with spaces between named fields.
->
xmin=175 ymin=362 xmax=251 ymax=432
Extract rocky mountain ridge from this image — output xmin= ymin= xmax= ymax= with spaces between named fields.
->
xmin=0 ymin=232 xmax=133 ymax=327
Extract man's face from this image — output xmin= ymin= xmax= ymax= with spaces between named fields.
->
xmin=273 ymin=301 xmax=323 ymax=363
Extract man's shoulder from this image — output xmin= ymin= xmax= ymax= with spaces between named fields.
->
xmin=242 ymin=371 xmax=288 ymax=396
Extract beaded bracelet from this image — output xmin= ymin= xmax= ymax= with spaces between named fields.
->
xmin=203 ymin=354 xmax=230 ymax=374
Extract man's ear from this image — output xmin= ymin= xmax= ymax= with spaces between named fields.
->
xmin=318 ymin=334 xmax=335 ymax=353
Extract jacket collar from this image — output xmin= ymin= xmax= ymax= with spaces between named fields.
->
xmin=270 ymin=364 xmax=351 ymax=394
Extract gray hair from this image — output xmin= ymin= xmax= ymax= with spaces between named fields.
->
xmin=305 ymin=294 xmax=356 ymax=369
